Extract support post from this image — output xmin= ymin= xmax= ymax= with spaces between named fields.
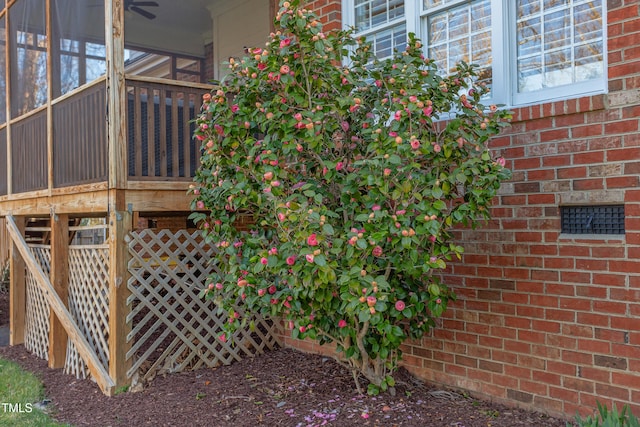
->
xmin=108 ymin=208 xmax=132 ymax=389
xmin=48 ymin=213 xmax=69 ymax=368
xmin=9 ymin=216 xmax=25 ymax=345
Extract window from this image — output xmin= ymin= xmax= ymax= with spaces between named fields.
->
xmin=344 ymin=0 xmax=606 ymax=106
xmin=353 ymin=0 xmax=408 ymax=59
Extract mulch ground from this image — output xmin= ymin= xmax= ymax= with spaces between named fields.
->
xmin=0 ymin=290 xmax=573 ymax=427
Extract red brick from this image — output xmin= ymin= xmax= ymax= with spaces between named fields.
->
xmin=573 ymin=151 xmax=605 ymax=164
xmin=595 ymin=383 xmax=630 ymax=401
xmin=573 ymin=178 xmax=604 ymax=190
xmin=557 ymin=166 xmax=587 ymax=179
xmin=572 ymin=123 xmax=603 ymax=138
xmin=563 ymin=377 xmax=594 ymax=393
xmin=608 ymin=176 xmax=640 ymax=188
xmin=543 ymin=154 xmax=571 ymax=167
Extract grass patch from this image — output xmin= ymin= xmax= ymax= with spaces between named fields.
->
xmin=0 ymin=357 xmax=69 ymax=426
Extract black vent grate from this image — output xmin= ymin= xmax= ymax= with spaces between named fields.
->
xmin=561 ymin=205 xmax=625 ymax=235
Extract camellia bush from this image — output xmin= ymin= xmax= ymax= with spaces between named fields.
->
xmin=191 ymin=0 xmax=511 ymax=394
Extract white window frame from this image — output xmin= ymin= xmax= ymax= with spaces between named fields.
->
xmin=343 ymin=0 xmax=608 ymax=108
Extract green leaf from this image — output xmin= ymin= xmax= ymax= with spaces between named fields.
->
xmin=359 ymin=310 xmax=371 ymax=323
xmin=314 ymin=254 xmax=327 ymax=267
xmin=388 ymin=154 xmax=401 ymax=165
xmin=322 ymin=223 xmax=335 ymax=235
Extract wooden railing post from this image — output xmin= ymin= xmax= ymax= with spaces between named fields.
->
xmin=49 ymin=213 xmax=69 ymax=368
xmin=9 ymin=216 xmax=25 ymax=345
xmin=108 ymin=208 xmax=133 ymax=389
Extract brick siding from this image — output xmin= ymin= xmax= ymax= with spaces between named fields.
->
xmin=281 ymin=0 xmax=640 ymax=419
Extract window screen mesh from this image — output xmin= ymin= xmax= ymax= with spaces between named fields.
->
xmin=561 ymin=205 xmax=625 ymax=235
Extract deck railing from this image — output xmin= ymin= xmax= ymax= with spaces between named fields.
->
xmin=53 ymin=79 xmax=108 ymax=188
xmin=4 ymin=77 xmax=212 ymax=197
xmin=126 ymin=77 xmax=212 ymax=181
xmin=12 ymin=109 xmax=48 ymax=194
xmin=0 ymin=127 xmax=7 ymax=196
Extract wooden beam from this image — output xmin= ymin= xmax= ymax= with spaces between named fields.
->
xmin=106 ymin=0 xmax=127 ymax=189
xmin=46 ymin=0 xmax=53 ymax=195
xmin=108 ymin=208 xmax=132 ymax=389
xmin=9 ymin=216 xmax=25 ymax=345
xmin=5 ymin=4 xmax=12 ymax=195
xmin=5 ymin=215 xmax=115 ymax=395
xmin=48 ymin=213 xmax=69 ymax=368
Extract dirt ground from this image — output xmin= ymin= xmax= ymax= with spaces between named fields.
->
xmin=0 ymin=290 xmax=573 ymax=427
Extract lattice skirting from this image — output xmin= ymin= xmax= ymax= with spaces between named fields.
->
xmin=64 ymin=246 xmax=110 ymax=378
xmin=126 ymin=229 xmax=280 ymax=382
xmin=24 ymin=245 xmax=51 ymax=360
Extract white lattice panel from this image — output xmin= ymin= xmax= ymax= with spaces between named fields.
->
xmin=24 ymin=245 xmax=51 ymax=360
xmin=64 ymin=245 xmax=110 ymax=379
xmin=126 ymin=229 xmax=280 ymax=382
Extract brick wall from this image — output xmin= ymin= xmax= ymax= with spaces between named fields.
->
xmin=280 ymin=0 xmax=640 ymax=419
xmin=304 ymin=0 xmax=342 ymax=32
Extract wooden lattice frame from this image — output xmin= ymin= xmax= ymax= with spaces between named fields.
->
xmin=64 ymin=245 xmax=110 ymax=378
xmin=126 ymin=229 xmax=280 ymax=382
xmin=24 ymin=245 xmax=51 ymax=360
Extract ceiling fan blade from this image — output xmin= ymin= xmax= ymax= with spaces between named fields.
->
xmin=131 ymin=1 xmax=159 ymax=7
xmin=131 ymin=6 xmax=156 ymax=20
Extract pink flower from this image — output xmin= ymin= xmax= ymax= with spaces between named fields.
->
xmin=429 ymin=235 xmax=437 ymax=243
xmin=410 ymin=139 xmax=421 ymax=150
xmin=307 ymin=233 xmax=319 ymax=246
xmin=218 ymin=333 xmax=227 ymax=343
xmin=383 ymin=168 xmax=391 ymax=176
xmin=338 ymin=319 xmax=347 ymax=328
xmin=268 ymin=285 xmax=277 ymax=294
xmin=299 ymin=325 xmax=306 ymax=333
xmin=260 ymin=257 xmax=268 ymax=265
xmin=433 ymin=144 xmax=442 ymax=153
xmin=215 ymin=282 xmax=223 ymax=290
xmin=423 ymin=106 xmax=433 ymax=116
xmin=336 ymin=161 xmax=344 ymax=171
xmin=341 ymin=121 xmax=349 ymax=132
xmin=258 ymin=288 xmax=266 ymax=296
xmin=257 ymin=62 xmax=267 ymax=71
xmin=279 ymin=38 xmax=291 ymax=48
xmin=372 ymin=204 xmax=381 ymax=211
xmin=286 ymin=256 xmax=296 ymax=266
xmin=231 ymin=104 xmax=239 ymax=113
xmin=361 ymin=412 xmax=369 ymax=419
xmin=280 ymin=65 xmax=290 ymax=74
xmin=497 ymin=157 xmax=506 ymax=167
xmin=395 ymin=300 xmax=406 ymax=311
xmin=372 ymin=246 xmax=383 ymax=257
xmin=294 ymin=112 xmax=303 ymax=121
xmin=436 ymin=298 xmax=442 ymax=304
xmin=367 ymin=296 xmax=377 ymax=307
xmin=305 ymin=254 xmax=315 ymax=263
xmin=268 ymin=247 xmax=278 ymax=255
xmin=278 ymin=213 xmax=286 ymax=222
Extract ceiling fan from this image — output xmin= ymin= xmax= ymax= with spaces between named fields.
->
xmin=125 ymin=0 xmax=159 ymax=20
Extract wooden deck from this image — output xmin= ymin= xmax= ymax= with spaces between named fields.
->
xmin=0 ymin=77 xmax=212 ymax=216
